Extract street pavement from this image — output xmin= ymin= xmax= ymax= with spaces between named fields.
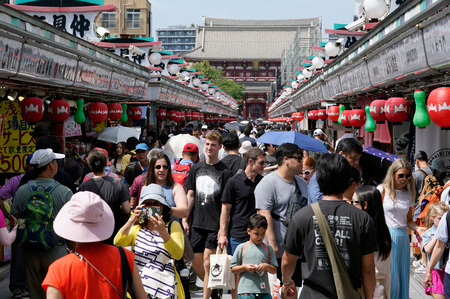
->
xmin=0 ymin=260 xmax=430 ymax=299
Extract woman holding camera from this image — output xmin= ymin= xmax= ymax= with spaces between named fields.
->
xmin=115 ymin=184 xmax=185 ymax=299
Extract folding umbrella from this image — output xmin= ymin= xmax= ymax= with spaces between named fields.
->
xmin=256 ymin=131 xmax=328 ymax=153
xmin=97 ymin=126 xmax=140 ymax=144
xmin=164 ymin=134 xmax=204 ymax=160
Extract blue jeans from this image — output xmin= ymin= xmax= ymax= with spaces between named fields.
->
xmin=9 ymin=229 xmax=27 ymax=292
xmin=229 ymin=237 xmax=244 ymax=255
xmin=444 ymin=272 xmax=450 ymax=299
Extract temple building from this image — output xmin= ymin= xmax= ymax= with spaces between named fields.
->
xmin=183 ymin=16 xmax=322 ymax=119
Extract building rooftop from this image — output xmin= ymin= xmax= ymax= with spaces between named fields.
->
xmin=202 ymin=17 xmax=321 ymax=27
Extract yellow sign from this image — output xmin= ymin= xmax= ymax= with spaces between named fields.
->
xmin=0 ymin=101 xmax=35 ymax=173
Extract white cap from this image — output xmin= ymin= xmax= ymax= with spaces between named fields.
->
xmin=202 ymin=125 xmax=208 ymax=129
xmin=313 ymin=129 xmax=324 ymax=136
xmin=30 ymin=148 xmax=65 ymax=168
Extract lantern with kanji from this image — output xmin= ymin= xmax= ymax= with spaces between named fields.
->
xmin=340 ymin=110 xmax=352 ymax=127
xmin=185 ymin=111 xmax=192 ymax=121
xmin=107 ymin=103 xmax=123 ymax=121
xmin=199 ymin=113 xmax=204 ymax=121
xmin=168 ymin=110 xmax=176 ymax=120
xmin=297 ymin=112 xmax=304 ymax=121
xmin=317 ymin=109 xmax=327 ymax=120
xmin=49 ymin=99 xmax=70 ymax=122
xmin=88 ymin=102 xmax=108 ymax=123
xmin=308 ymin=110 xmax=319 ymax=121
xmin=20 ymin=96 xmax=44 ymax=123
xmin=348 ymin=109 xmax=366 ymax=127
xmin=385 ymin=97 xmax=410 ymax=124
xmin=128 ymin=107 xmax=142 ymax=121
xmin=156 ymin=108 xmax=166 ymax=120
xmin=192 ymin=111 xmax=199 ymax=121
xmin=428 ymin=87 xmax=450 ymax=129
xmin=213 ymin=115 xmax=219 ymax=122
xmin=287 ymin=117 xmax=294 ymax=125
xmin=176 ymin=111 xmax=185 ymax=122
xmin=370 ymin=99 xmax=387 ymax=123
xmin=327 ymin=106 xmax=340 ymax=122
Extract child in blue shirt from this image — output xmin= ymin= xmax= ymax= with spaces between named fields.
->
xmin=230 ymin=214 xmax=278 ymax=299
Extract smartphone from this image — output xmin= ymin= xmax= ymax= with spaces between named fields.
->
xmin=141 ymin=206 xmax=161 ymax=219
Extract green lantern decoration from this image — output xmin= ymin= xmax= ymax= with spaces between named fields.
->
xmin=413 ymin=89 xmax=430 ymax=129
xmin=119 ymin=104 xmax=128 ymax=122
xmin=365 ymin=106 xmax=376 ymax=132
xmin=337 ymin=104 xmax=345 ymax=125
xmin=74 ymin=99 xmax=85 ymax=124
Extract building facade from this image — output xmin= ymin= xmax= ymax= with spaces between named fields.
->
xmin=183 ymin=16 xmax=322 ymax=120
xmin=99 ymin=0 xmax=152 ymax=38
xmin=156 ymin=26 xmax=196 ymax=55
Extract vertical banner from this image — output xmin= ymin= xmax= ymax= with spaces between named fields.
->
xmin=0 ymin=101 xmax=35 ymax=173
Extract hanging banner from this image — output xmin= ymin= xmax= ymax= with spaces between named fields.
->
xmin=0 ymin=101 xmax=35 ymax=173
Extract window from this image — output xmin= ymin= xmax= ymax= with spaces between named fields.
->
xmin=102 ymin=12 xmax=117 ymax=29
xmin=126 ymin=9 xmax=141 ymax=29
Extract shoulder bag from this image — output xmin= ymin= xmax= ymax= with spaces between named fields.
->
xmin=311 ymin=202 xmax=360 ymax=299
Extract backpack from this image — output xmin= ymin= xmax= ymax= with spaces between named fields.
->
xmin=240 ymin=241 xmax=270 ymax=265
xmin=270 ymin=178 xmax=307 ymax=227
xmin=415 ymin=181 xmax=450 ymax=227
xmin=172 ymin=160 xmax=191 ymax=188
xmin=21 ymin=181 xmax=60 ymax=250
xmin=124 ymin=152 xmax=138 ymax=163
xmin=418 ymin=169 xmax=441 ymax=207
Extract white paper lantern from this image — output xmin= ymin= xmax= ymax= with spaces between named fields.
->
xmin=192 ymin=78 xmax=201 ymax=87
xmin=181 ymin=71 xmax=189 ymax=79
xmin=325 ymin=42 xmax=340 ymax=57
xmin=297 ymin=74 xmax=305 ymax=81
xmin=364 ymin=0 xmax=387 ymax=19
xmin=286 ymin=87 xmax=292 ymax=94
xmin=168 ymin=64 xmax=179 ymax=75
xmin=149 ymin=52 xmax=162 ymax=65
xmin=312 ymin=57 xmax=325 ymax=69
xmin=201 ymin=84 xmax=209 ymax=91
xmin=303 ymin=68 xmax=313 ymax=79
xmin=291 ymin=81 xmax=299 ymax=89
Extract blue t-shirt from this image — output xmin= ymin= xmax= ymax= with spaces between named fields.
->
xmin=307 ymin=172 xmax=323 ymax=205
xmin=422 ymin=225 xmax=442 ymax=269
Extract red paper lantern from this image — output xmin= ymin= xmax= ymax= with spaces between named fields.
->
xmin=287 ymin=117 xmax=294 ymax=124
xmin=340 ymin=110 xmax=352 ymax=127
xmin=327 ymin=106 xmax=340 ymax=122
xmin=185 ymin=111 xmax=192 ymax=121
xmin=107 ymin=103 xmax=123 ymax=121
xmin=308 ymin=110 xmax=319 ymax=121
xmin=348 ymin=109 xmax=366 ymax=127
xmin=88 ymin=102 xmax=108 ymax=123
xmin=20 ymin=96 xmax=44 ymax=123
xmin=191 ymin=111 xmax=198 ymax=120
xmin=317 ymin=109 xmax=328 ymax=120
xmin=213 ymin=115 xmax=219 ymax=122
xmin=49 ymin=99 xmax=70 ymax=122
xmin=370 ymin=99 xmax=387 ymax=123
xmin=156 ymin=108 xmax=166 ymax=120
xmin=199 ymin=113 xmax=204 ymax=121
xmin=176 ymin=111 xmax=184 ymax=122
xmin=128 ymin=107 xmax=143 ymax=121
xmin=168 ymin=110 xmax=176 ymax=120
xmin=297 ymin=112 xmax=305 ymax=121
xmin=427 ymin=87 xmax=450 ymax=129
xmin=385 ymin=97 xmax=410 ymax=124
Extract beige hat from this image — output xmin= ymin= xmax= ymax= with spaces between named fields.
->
xmin=239 ymin=141 xmax=253 ymax=154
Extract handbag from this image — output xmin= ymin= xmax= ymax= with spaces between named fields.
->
xmin=283 ymin=178 xmax=307 ymax=227
xmin=208 ymin=247 xmax=235 ymax=289
xmin=311 ymin=203 xmax=360 ymax=299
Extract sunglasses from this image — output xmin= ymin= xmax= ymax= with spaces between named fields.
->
xmin=351 ymin=200 xmax=360 ymax=204
xmin=302 ymin=170 xmax=312 ymax=175
xmin=155 ymin=165 xmax=169 ymax=170
xmin=255 ymin=161 xmax=268 ymax=166
xmin=287 ymin=156 xmax=303 ymax=162
xmin=397 ymin=173 xmax=412 ymax=179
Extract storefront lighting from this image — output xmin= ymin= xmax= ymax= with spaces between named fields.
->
xmin=8 ymin=90 xmax=18 ymax=101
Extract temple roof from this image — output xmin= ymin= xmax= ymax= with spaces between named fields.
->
xmin=183 ymin=16 xmax=321 ymax=61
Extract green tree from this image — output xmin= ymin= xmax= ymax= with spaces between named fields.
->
xmin=192 ymin=60 xmax=245 ymax=103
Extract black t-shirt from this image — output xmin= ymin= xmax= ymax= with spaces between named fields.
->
xmin=221 ymin=171 xmax=262 ymax=242
xmin=185 ymin=160 xmax=233 ymax=231
xmin=78 ymin=176 xmax=131 ymax=245
xmin=282 ymin=200 xmax=377 ymax=299
xmin=221 ymin=154 xmax=243 ymax=176
xmin=19 ymin=169 xmax=76 ymax=193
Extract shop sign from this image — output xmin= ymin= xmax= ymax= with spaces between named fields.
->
xmin=74 ymin=60 xmax=111 ymax=92
xmin=0 ymin=36 xmax=22 ymax=76
xmin=0 ymin=101 xmax=34 ymax=173
xmin=423 ymin=15 xmax=450 ymax=69
xmin=110 ymin=72 xmax=135 ymax=96
xmin=340 ymin=62 xmax=370 ymax=93
xmin=326 ymin=75 xmax=342 ymax=98
xmin=134 ymin=79 xmax=148 ymax=98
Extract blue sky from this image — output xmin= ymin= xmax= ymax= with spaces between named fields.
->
xmin=151 ymin=0 xmax=358 ymax=38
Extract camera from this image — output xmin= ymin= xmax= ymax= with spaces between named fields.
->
xmin=141 ymin=206 xmax=161 ymax=219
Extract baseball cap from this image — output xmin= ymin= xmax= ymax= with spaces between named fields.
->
xmin=139 ymin=184 xmax=171 ymax=209
xmin=202 ymin=125 xmax=208 ymax=130
xmin=414 ymin=150 xmax=428 ymax=161
xmin=183 ymin=143 xmax=199 ymax=154
xmin=93 ymin=147 xmax=111 ymax=166
xmin=313 ymin=129 xmax=324 ymax=136
xmin=30 ymin=149 xmax=65 ymax=168
xmin=136 ymin=143 xmax=150 ymax=151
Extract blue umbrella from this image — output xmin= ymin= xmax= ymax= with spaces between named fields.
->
xmin=362 ymin=146 xmax=400 ymax=163
xmin=256 ymin=131 xmax=328 ymax=153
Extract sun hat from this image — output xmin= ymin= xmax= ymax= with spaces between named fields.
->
xmin=92 ymin=147 xmax=111 ymax=166
xmin=183 ymin=143 xmax=199 ymax=154
xmin=239 ymin=141 xmax=253 ymax=154
xmin=136 ymin=143 xmax=150 ymax=151
xmin=313 ymin=129 xmax=324 ymax=136
xmin=53 ymin=191 xmax=114 ymax=243
xmin=30 ymin=149 xmax=65 ymax=168
xmin=202 ymin=125 xmax=208 ymax=130
xmin=139 ymin=184 xmax=171 ymax=209
xmin=432 ymin=158 xmax=446 ymax=173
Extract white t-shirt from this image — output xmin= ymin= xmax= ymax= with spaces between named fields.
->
xmin=434 ymin=211 xmax=450 ymax=274
xmin=441 ymin=187 xmax=450 ymax=205
xmin=377 ymin=185 xmax=413 ymax=228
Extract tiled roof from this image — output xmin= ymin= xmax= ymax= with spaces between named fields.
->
xmin=183 ymin=16 xmax=321 ymax=60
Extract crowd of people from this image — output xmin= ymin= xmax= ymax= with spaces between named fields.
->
xmin=0 ymin=121 xmax=450 ymax=299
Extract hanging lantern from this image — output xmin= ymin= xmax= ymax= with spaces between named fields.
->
xmin=74 ymin=99 xmax=86 ymax=124
xmin=413 ymin=89 xmax=430 ymax=129
xmin=185 ymin=111 xmax=192 ymax=121
xmin=107 ymin=103 xmax=123 ymax=121
xmin=428 ymin=87 xmax=450 ymax=129
xmin=156 ymin=108 xmax=166 ymax=120
xmin=168 ymin=110 xmax=176 ymax=120
xmin=348 ymin=109 xmax=366 ymax=127
xmin=365 ymin=106 xmax=376 ymax=132
xmin=292 ymin=112 xmax=297 ymax=120
xmin=338 ymin=104 xmax=345 ymax=125
xmin=297 ymin=112 xmax=305 ymax=121
xmin=49 ymin=99 xmax=70 ymax=122
xmin=177 ymin=111 xmax=185 ymax=122
xmin=370 ymin=99 xmax=387 ymax=123
xmin=213 ymin=115 xmax=219 ymax=122
xmin=88 ymin=102 xmax=107 ymax=123
xmin=317 ymin=109 xmax=327 ymax=120
xmin=119 ymin=104 xmax=128 ymax=123
xmin=287 ymin=117 xmax=294 ymax=124
xmin=20 ymin=96 xmax=44 ymax=123
xmin=128 ymin=106 xmax=142 ymax=121
xmin=199 ymin=113 xmax=204 ymax=121
xmin=327 ymin=106 xmax=340 ymax=122
xmin=340 ymin=110 xmax=352 ymax=127
xmin=385 ymin=97 xmax=410 ymax=124
xmin=308 ymin=110 xmax=319 ymax=121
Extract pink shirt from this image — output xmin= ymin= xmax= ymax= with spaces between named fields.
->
xmin=130 ymin=174 xmax=144 ymax=200
xmin=0 ymin=212 xmax=6 ymax=229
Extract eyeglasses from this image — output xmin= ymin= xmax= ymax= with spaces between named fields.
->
xmin=302 ymin=170 xmax=312 ymax=175
xmin=397 ymin=173 xmax=412 ymax=179
xmin=155 ymin=165 xmax=169 ymax=170
xmin=351 ymin=200 xmax=360 ymax=204
xmin=255 ymin=161 xmax=268 ymax=166
xmin=286 ymin=156 xmax=303 ymax=162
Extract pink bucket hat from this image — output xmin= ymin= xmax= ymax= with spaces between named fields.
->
xmin=53 ymin=192 xmax=114 ymax=243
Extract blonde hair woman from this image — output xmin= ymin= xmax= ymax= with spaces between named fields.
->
xmin=377 ymin=159 xmax=425 ymax=299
